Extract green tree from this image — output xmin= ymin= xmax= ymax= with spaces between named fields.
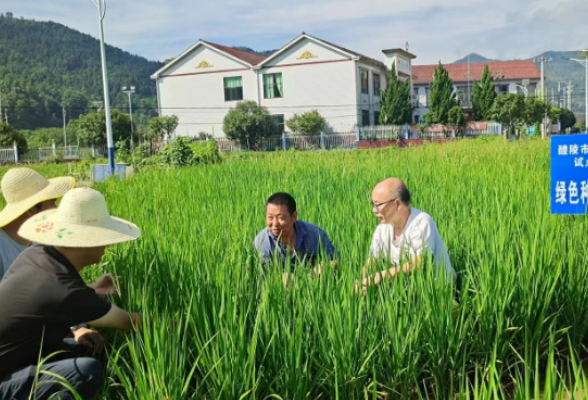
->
xmin=379 ymin=64 xmax=413 ymax=125
xmin=489 ymin=93 xmax=526 ymax=139
xmin=425 ymin=62 xmax=458 ymax=125
xmin=21 ymin=127 xmax=76 ymax=148
xmin=0 ymin=16 xmax=163 ymax=130
xmin=77 ymin=110 xmax=131 ymax=146
xmin=0 ymin=122 xmax=27 ymax=152
xmin=448 ymin=105 xmax=466 ymax=130
xmin=61 ymin=90 xmax=89 ymax=121
xmin=576 ymin=119 xmax=586 ymax=132
xmin=149 ymin=115 xmax=179 ymax=141
xmin=472 ymin=65 xmax=497 ymax=120
xmin=490 ymin=94 xmax=550 ymax=138
xmin=523 ymin=97 xmax=550 ymax=128
xmin=286 ymin=110 xmax=327 ymax=136
xmin=223 ymin=101 xmax=277 ymax=149
xmin=558 ymin=108 xmax=576 ymax=131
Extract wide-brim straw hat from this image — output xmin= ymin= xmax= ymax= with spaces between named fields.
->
xmin=19 ymin=187 xmax=141 ymax=247
xmin=0 ymin=168 xmax=76 ymax=228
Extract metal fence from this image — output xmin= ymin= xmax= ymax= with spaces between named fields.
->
xmin=0 ymin=148 xmax=15 ymax=163
xmin=0 ymin=145 xmax=108 ymax=164
xmin=208 ymin=133 xmax=358 ymax=152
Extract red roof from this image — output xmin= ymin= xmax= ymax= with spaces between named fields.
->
xmin=412 ymin=61 xmax=540 ymax=85
xmin=203 ymin=41 xmax=267 ymax=66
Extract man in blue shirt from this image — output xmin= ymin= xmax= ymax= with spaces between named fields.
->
xmin=254 ymin=193 xmax=336 ymax=284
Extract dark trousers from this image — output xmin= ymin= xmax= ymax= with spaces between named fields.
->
xmin=0 ymin=340 xmax=105 ymax=400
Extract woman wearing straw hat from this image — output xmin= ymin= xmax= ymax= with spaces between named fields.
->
xmin=0 ymin=187 xmax=143 ymax=400
xmin=0 ymin=168 xmax=119 ymax=297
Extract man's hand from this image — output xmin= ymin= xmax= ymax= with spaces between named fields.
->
xmin=89 ymin=274 xmax=122 ymax=297
xmin=282 ymin=271 xmax=295 ymax=289
xmin=313 ymin=260 xmax=338 ymax=278
xmin=74 ymin=328 xmax=105 ymax=353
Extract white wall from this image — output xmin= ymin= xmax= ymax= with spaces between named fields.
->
xmin=163 ymin=45 xmax=249 ymax=76
xmin=265 ymin=38 xmax=349 ymax=66
xmin=158 ymin=69 xmax=258 ymax=138
xmin=157 ymin=37 xmax=375 ymax=137
xmin=258 ymin=60 xmax=359 ymax=133
xmin=355 ymin=61 xmax=387 ymax=126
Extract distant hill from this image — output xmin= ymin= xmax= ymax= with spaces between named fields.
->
xmin=0 ymin=14 xmax=163 ymax=130
xmin=453 ymin=53 xmax=498 ymax=64
xmin=232 ymin=46 xmax=277 ymax=58
xmin=453 ymin=51 xmax=586 ymax=120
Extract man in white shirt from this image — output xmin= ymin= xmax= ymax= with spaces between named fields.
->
xmin=358 ymin=178 xmax=455 ymax=294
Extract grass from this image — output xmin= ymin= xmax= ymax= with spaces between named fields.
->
xmin=2 ymin=138 xmax=588 ymax=399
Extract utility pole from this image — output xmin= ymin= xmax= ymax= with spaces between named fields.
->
xmin=62 ymin=107 xmax=68 ymax=148
xmin=570 ymin=50 xmax=588 ymax=133
xmin=91 ymin=0 xmax=115 ymax=174
xmin=122 ymin=86 xmax=135 ymax=150
xmin=534 ymin=56 xmax=551 ymax=138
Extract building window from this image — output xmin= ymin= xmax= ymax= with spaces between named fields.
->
xmin=360 ymin=69 xmax=369 ymax=95
xmin=374 ymin=111 xmax=381 ymax=125
xmin=264 ymin=73 xmax=283 ymax=99
xmin=414 ymin=115 xmax=420 ymax=124
xmin=496 ymin=84 xmax=509 ymax=95
xmin=425 ymin=87 xmax=430 ymax=107
xmin=373 ymin=74 xmax=381 ymax=97
xmin=223 ymin=76 xmax=243 ymax=101
xmin=361 ymin=110 xmax=370 ymax=126
xmin=271 ymin=114 xmax=284 ymax=135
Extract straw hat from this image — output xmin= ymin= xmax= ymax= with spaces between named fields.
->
xmin=0 ymin=168 xmax=76 ymax=228
xmin=19 ymin=188 xmax=141 ymax=247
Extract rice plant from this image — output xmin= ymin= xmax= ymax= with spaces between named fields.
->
xmin=2 ymin=138 xmax=588 ymax=399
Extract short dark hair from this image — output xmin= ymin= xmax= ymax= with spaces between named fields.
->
xmin=266 ymin=192 xmax=297 ymax=215
xmin=396 ymin=185 xmax=411 ymax=206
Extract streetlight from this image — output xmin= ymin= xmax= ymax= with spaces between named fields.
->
xmin=534 ymin=57 xmax=551 ymax=138
xmin=91 ymin=0 xmax=115 ymax=175
xmin=515 ymin=80 xmax=530 ymax=97
xmin=122 ymin=86 xmax=135 ymax=150
xmin=570 ymin=50 xmax=588 ymax=134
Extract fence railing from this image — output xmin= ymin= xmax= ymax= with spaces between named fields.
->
xmin=206 ymin=133 xmax=358 ymax=152
xmin=0 ymin=145 xmax=108 ymax=164
xmin=0 ymin=123 xmax=505 ymax=164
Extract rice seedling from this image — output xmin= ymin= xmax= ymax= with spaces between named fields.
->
xmin=2 ymin=138 xmax=587 ymax=399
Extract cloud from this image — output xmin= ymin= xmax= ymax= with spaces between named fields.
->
xmin=2 ymin=0 xmax=586 ymax=64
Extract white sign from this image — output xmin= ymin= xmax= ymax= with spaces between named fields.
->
xmin=396 ymin=58 xmax=411 ymax=75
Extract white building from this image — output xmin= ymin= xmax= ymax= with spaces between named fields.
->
xmin=151 ymin=33 xmax=416 ymax=138
xmin=412 ymin=60 xmax=541 ymax=124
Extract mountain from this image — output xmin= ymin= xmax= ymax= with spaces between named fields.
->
xmin=0 ymin=14 xmax=163 ymax=130
xmin=453 ymin=53 xmax=498 ymax=64
xmin=453 ymin=51 xmax=586 ymax=120
xmin=232 ymin=46 xmax=278 ymax=58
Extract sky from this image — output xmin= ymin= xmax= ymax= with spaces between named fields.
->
xmin=4 ymin=0 xmax=588 ymax=64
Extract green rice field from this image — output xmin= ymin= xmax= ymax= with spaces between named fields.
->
xmin=2 ymin=138 xmax=588 ymax=399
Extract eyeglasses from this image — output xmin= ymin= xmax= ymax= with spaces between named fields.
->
xmin=371 ymin=198 xmax=398 ymax=210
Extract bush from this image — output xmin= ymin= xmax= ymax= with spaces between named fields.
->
xmin=115 ymin=140 xmax=131 ymax=164
xmin=286 ymin=110 xmax=327 ymax=136
xmin=0 ymin=122 xmax=27 ymax=152
xmin=223 ymin=101 xmax=278 ymax=149
xmin=158 ymin=137 xmax=193 ymax=167
xmin=190 ymin=139 xmax=221 ymax=165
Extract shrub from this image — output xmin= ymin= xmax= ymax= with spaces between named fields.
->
xmin=158 ymin=137 xmax=193 ymax=167
xmin=223 ymin=101 xmax=278 ymax=149
xmin=190 ymin=139 xmax=221 ymax=165
xmin=286 ymin=110 xmax=326 ymax=136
